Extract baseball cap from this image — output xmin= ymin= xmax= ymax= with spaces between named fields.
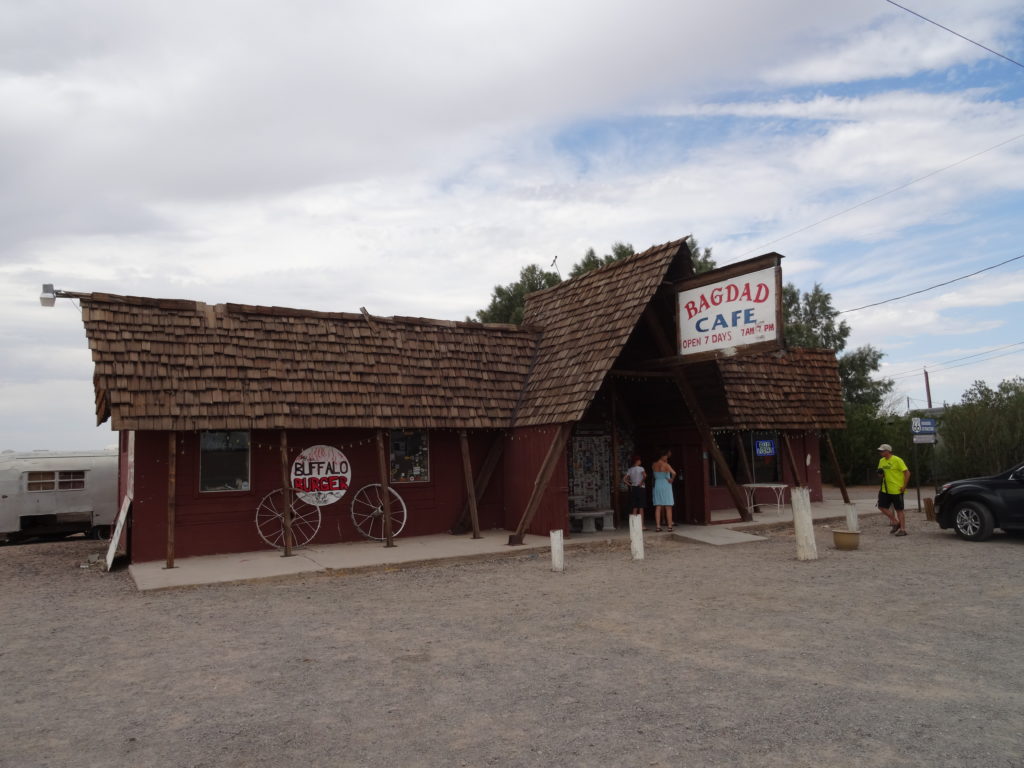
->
xmin=877 ymin=443 xmax=892 ymax=451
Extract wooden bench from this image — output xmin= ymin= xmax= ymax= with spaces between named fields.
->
xmin=568 ymin=509 xmax=615 ymax=533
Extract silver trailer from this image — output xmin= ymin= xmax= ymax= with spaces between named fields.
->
xmin=0 ymin=449 xmax=118 ymax=542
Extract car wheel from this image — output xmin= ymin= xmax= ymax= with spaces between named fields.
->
xmin=953 ymin=501 xmax=995 ymax=541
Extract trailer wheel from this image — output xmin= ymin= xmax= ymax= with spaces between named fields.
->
xmin=350 ymin=484 xmax=407 ymax=541
xmin=89 ymin=525 xmax=111 ymax=541
xmin=255 ymin=489 xmax=322 ymax=550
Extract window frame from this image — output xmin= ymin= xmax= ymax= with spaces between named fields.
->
xmin=199 ymin=430 xmax=252 ymax=494
xmin=26 ymin=471 xmax=56 ymax=492
xmin=389 ymin=429 xmax=431 ymax=484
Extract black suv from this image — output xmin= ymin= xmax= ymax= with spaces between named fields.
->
xmin=935 ymin=461 xmax=1024 ymax=541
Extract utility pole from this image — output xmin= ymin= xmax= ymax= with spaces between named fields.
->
xmin=924 ymin=368 xmax=933 ymax=408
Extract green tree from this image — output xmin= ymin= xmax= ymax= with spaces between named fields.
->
xmin=687 ymin=236 xmax=717 ymax=274
xmin=783 ymin=283 xmax=893 ymax=410
xmin=475 ymin=241 xmax=637 ymax=323
xmin=568 ymin=242 xmax=636 ymax=277
xmin=934 ymin=377 xmax=1024 ymax=480
xmin=474 ymin=263 xmax=561 ymax=324
xmin=783 ymin=283 xmax=850 ymax=351
xmin=474 ymin=236 xmax=716 ymax=324
xmin=837 ymin=345 xmax=893 ymax=407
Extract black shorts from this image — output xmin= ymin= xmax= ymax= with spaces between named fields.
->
xmin=629 ymin=486 xmax=646 ymax=508
xmin=878 ymin=491 xmax=904 ymax=511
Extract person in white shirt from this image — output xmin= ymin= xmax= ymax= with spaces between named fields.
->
xmin=622 ymin=455 xmax=647 ymax=520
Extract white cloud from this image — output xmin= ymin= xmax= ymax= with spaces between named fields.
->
xmin=2 ymin=0 xmax=1024 ymax=447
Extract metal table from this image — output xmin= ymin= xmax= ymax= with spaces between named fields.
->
xmin=742 ymin=483 xmax=789 ymax=517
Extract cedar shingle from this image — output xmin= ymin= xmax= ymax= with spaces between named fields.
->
xmin=80 ymin=297 xmax=540 ymax=431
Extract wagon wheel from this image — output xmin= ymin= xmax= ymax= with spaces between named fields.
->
xmin=255 ymin=489 xmax=322 ymax=549
xmin=350 ymin=484 xmax=407 ymax=541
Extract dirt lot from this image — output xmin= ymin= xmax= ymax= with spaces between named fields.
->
xmin=2 ymin=512 xmax=1022 ymax=768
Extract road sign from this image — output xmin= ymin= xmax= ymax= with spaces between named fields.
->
xmin=913 ymin=434 xmax=936 ymax=444
xmin=911 ymin=417 xmax=937 ymax=435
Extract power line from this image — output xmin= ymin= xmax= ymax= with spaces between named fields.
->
xmin=923 ymin=346 xmax=1024 ymax=375
xmin=837 ymin=253 xmax=1024 ymax=313
xmin=732 ymin=132 xmax=1024 ymax=260
xmin=889 ymin=344 xmax=1024 ymax=381
xmin=886 ymin=340 xmax=1024 ymax=379
xmin=885 ymin=0 xmax=1024 ymax=71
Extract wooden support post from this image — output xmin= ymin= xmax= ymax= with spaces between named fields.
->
xmin=824 ymin=432 xmax=851 ymax=504
xmin=735 ymin=431 xmax=754 ymax=484
xmin=376 ymin=430 xmax=395 ymax=548
xmin=782 ymin=433 xmax=803 ymax=487
xmin=279 ymin=430 xmax=293 ymax=557
xmin=791 ymin=487 xmax=818 ymax=561
xmin=165 ymin=432 xmax=176 ymax=569
xmin=509 ymin=424 xmax=571 ymax=546
xmin=642 ymin=306 xmax=750 ymax=521
xmin=459 ymin=430 xmax=482 ymax=539
xmin=670 ymin=369 xmax=751 ymax=521
xmin=629 ymin=513 xmax=645 ymax=561
xmin=610 ymin=381 xmax=622 ymax=527
xmin=452 ymin=433 xmax=504 ymax=534
xmin=845 ymin=502 xmax=859 ymax=533
xmin=550 ymin=529 xmax=564 ymax=572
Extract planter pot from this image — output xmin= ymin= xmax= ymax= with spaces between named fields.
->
xmin=832 ymin=529 xmax=860 ymax=551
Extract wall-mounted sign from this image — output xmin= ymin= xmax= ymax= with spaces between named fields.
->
xmin=755 ymin=439 xmax=776 ymax=457
xmin=677 ymin=259 xmax=782 ymax=361
xmin=910 ymin=417 xmax=937 ymax=435
xmin=291 ymin=444 xmax=351 ymax=506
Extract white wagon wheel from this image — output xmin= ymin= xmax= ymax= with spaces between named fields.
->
xmin=255 ymin=488 xmax=322 ymax=549
xmin=350 ymin=484 xmax=407 ymax=541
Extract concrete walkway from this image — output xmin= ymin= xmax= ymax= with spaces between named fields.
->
xmin=128 ymin=486 xmax=897 ymax=590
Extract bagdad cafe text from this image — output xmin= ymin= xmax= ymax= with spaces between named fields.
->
xmin=676 ymin=254 xmax=784 ymax=362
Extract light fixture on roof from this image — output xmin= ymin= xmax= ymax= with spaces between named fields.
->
xmin=39 ymin=284 xmax=56 ymax=307
xmin=40 ymin=284 xmax=78 ymax=307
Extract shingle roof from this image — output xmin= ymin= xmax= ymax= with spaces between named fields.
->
xmin=514 ymin=238 xmax=688 ymax=426
xmin=80 ymin=294 xmax=539 ymax=431
xmin=717 ymin=348 xmax=846 ymax=430
xmin=75 ymin=239 xmax=845 ymax=435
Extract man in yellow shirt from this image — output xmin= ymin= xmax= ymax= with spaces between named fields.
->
xmin=877 ymin=443 xmax=911 ymax=536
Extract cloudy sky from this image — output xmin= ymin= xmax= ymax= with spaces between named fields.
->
xmin=2 ymin=0 xmax=1023 ymax=450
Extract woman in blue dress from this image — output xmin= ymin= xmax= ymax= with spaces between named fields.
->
xmin=652 ymin=448 xmax=677 ymax=531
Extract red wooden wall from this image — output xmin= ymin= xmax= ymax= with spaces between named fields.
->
xmin=502 ymin=425 xmax=569 ymax=536
xmin=127 ymin=428 xmax=505 ymax=563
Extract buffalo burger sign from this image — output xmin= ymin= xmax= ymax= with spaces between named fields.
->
xmin=677 ymin=255 xmax=783 ymax=361
xmin=291 ymin=444 xmax=352 ymax=506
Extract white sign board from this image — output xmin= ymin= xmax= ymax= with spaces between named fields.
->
xmin=677 ymin=265 xmax=779 ymax=357
xmin=291 ymin=444 xmax=352 ymax=506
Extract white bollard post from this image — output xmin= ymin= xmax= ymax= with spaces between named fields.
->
xmin=629 ymin=514 xmax=645 ymax=561
xmin=845 ymin=502 xmax=859 ymax=533
xmin=550 ymin=529 xmax=564 ymax=572
xmin=791 ymin=487 xmax=818 ymax=561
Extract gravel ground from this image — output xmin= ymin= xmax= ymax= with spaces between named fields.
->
xmin=1 ymin=512 xmax=1022 ymax=768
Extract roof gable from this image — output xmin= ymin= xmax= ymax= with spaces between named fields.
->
xmin=514 ymin=238 xmax=690 ymax=426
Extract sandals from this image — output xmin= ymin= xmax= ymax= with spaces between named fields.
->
xmin=895 ymin=530 xmax=908 ymax=536
xmin=890 ymin=523 xmax=900 ymax=534
xmin=667 ymin=526 xmax=674 ymax=532
xmin=655 ymin=527 xmax=662 ymax=532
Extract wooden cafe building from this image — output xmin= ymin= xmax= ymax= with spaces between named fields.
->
xmin=69 ymin=237 xmax=846 ymax=565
